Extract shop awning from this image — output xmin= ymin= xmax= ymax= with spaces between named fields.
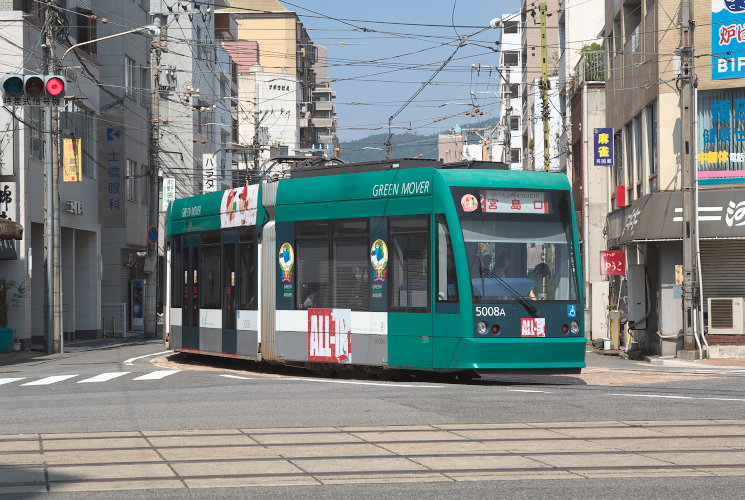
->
xmin=607 ymin=188 xmax=745 ymax=246
xmin=0 ymin=218 xmax=23 ymax=241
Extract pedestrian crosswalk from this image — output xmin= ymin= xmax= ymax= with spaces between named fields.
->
xmin=0 ymin=370 xmax=180 ymax=388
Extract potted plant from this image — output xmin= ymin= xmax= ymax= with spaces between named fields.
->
xmin=0 ymin=279 xmax=26 ymax=352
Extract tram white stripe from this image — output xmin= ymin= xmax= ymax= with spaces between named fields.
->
xmin=77 ymin=372 xmax=130 ymax=383
xmin=132 ymin=370 xmax=179 ymax=380
xmin=280 ymin=377 xmax=443 ymax=388
xmin=21 ymin=375 xmax=78 ymax=386
xmin=0 ymin=378 xmax=25 ymax=386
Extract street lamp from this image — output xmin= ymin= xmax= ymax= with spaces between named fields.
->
xmin=61 ymin=26 xmax=160 ymax=60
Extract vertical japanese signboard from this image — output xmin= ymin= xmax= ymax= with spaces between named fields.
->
xmin=0 ymin=182 xmax=18 ymax=259
xmin=0 ymin=109 xmax=14 ymax=176
xmin=202 ymin=154 xmax=217 ymax=193
xmin=98 ymin=122 xmax=126 ymax=227
xmin=161 ymin=177 xmax=176 ymax=211
xmin=593 ymin=128 xmax=614 ymax=166
xmin=62 ymin=138 xmax=82 ymax=182
xmin=712 ymin=0 xmax=745 ymax=80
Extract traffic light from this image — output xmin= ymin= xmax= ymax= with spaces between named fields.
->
xmin=1 ymin=74 xmax=66 ymax=102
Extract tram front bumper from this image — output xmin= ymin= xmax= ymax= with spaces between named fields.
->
xmin=445 ymin=336 xmax=587 ymax=372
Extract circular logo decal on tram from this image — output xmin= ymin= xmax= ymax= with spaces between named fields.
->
xmin=370 ymin=239 xmax=389 ymax=281
xmin=278 ymin=242 xmax=294 ymax=282
xmin=461 ymin=193 xmax=479 ymax=212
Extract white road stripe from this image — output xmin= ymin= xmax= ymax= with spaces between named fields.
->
xmin=220 ymin=374 xmax=254 ymax=380
xmin=21 ymin=375 xmax=78 ymax=386
xmin=77 ymin=372 xmax=130 ymax=384
xmin=607 ymin=393 xmax=745 ymax=402
xmin=280 ymin=377 xmax=443 ymax=388
xmin=0 ymin=378 xmax=25 ymax=386
xmin=509 ymin=389 xmax=551 ymax=393
xmin=132 ymin=370 xmax=179 ymax=381
xmin=123 ymin=350 xmax=173 ymax=366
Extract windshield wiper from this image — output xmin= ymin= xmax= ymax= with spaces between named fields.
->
xmin=477 ymin=272 xmax=538 ymax=317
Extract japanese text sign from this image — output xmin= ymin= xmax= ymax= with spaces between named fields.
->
xmin=600 ymin=250 xmax=626 ymax=276
xmin=479 ymin=190 xmax=550 ymax=214
xmin=712 ymin=0 xmax=745 ymax=80
xmin=63 ymin=138 xmax=82 ymax=182
xmin=594 ymin=128 xmax=614 ymax=166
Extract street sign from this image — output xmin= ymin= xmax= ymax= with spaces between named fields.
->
xmin=600 ymin=250 xmax=626 ymax=276
xmin=161 ymin=177 xmax=175 ymax=211
xmin=147 ymin=226 xmax=158 ymax=244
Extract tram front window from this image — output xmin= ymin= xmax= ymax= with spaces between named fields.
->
xmin=455 ymin=189 xmax=579 ymax=303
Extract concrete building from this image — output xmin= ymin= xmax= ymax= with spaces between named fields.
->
xmin=497 ymin=11 xmax=524 ymax=169
xmin=603 ymin=0 xmax=745 ymax=357
xmin=153 ymin=0 xmax=235 ymax=199
xmin=218 ymin=0 xmax=338 ymax=173
xmin=94 ymin=0 xmax=153 ymax=334
xmin=0 ymin=1 xmax=107 ymax=345
xmin=568 ymin=53 xmax=608 ymax=340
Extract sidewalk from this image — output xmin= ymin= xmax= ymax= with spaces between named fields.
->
xmin=645 ymin=355 xmax=745 ymax=370
xmin=0 ymin=336 xmax=163 ymax=367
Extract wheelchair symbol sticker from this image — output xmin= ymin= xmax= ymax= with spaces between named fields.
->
xmin=567 ymin=305 xmax=577 ymax=318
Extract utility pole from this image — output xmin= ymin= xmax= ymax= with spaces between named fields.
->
xmin=539 ymin=2 xmax=551 ymax=172
xmin=680 ymin=0 xmax=698 ymax=352
xmin=504 ymin=67 xmax=512 ymax=165
xmin=145 ymin=14 xmax=163 ymax=339
xmin=43 ymin=0 xmax=62 ymax=354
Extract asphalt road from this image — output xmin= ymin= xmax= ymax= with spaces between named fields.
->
xmin=2 ymin=339 xmax=745 ymax=498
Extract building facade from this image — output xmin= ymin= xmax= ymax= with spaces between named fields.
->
xmin=603 ymin=0 xmax=745 ymax=357
xmin=497 ymin=12 xmax=524 ymax=169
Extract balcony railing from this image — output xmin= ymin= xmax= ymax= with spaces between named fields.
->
xmin=574 ymin=50 xmax=605 ymax=89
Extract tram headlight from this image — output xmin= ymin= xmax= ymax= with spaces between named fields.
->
xmin=476 ymin=321 xmax=488 ymax=335
xmin=570 ymin=320 xmax=580 ymax=335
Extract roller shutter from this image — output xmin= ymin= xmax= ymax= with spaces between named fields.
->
xmin=700 ymin=240 xmax=745 ymax=311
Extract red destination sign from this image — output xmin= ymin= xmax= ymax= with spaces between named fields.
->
xmin=600 ymin=250 xmax=626 ymax=276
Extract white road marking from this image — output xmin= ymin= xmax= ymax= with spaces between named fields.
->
xmin=607 ymin=393 xmax=745 ymax=402
xmin=220 ymin=374 xmax=254 ymax=380
xmin=0 ymin=378 xmax=25 ymax=386
xmin=280 ymin=377 xmax=443 ymax=388
xmin=77 ymin=372 xmax=130 ymax=384
xmin=132 ymin=370 xmax=180 ymax=381
xmin=21 ymin=375 xmax=78 ymax=386
xmin=123 ymin=350 xmax=173 ymax=366
xmin=509 ymin=389 xmax=551 ymax=393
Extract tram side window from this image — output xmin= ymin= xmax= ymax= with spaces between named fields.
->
xmin=171 ymin=236 xmax=182 ymax=308
xmin=238 ymin=228 xmax=257 ymax=310
xmin=436 ymin=215 xmax=458 ymax=302
xmin=201 ymin=231 xmax=221 ymax=309
xmin=296 ymin=219 xmax=370 ymax=311
xmin=390 ymin=216 xmax=430 ymax=312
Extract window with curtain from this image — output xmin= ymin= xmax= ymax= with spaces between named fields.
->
xmin=390 ymin=216 xmax=430 ymax=311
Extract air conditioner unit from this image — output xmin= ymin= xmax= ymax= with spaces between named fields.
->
xmin=707 ymin=297 xmax=744 ymax=335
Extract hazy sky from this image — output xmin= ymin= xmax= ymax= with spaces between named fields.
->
xmin=286 ymin=0 xmax=522 ymax=142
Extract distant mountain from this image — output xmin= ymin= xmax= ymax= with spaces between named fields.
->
xmin=338 ymin=118 xmax=499 ymax=163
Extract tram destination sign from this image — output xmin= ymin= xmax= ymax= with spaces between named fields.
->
xmin=480 ymin=190 xmax=551 ymax=214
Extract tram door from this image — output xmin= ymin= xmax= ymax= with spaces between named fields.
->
xmin=222 ymin=231 xmax=238 ymax=354
xmin=181 ymin=234 xmax=201 ymax=350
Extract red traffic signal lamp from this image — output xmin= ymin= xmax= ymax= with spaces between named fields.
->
xmin=45 ymin=76 xmax=65 ymax=96
xmin=0 ymin=74 xmax=66 ymax=101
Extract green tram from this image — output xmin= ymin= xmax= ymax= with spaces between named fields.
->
xmin=166 ymin=162 xmax=586 ymax=375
